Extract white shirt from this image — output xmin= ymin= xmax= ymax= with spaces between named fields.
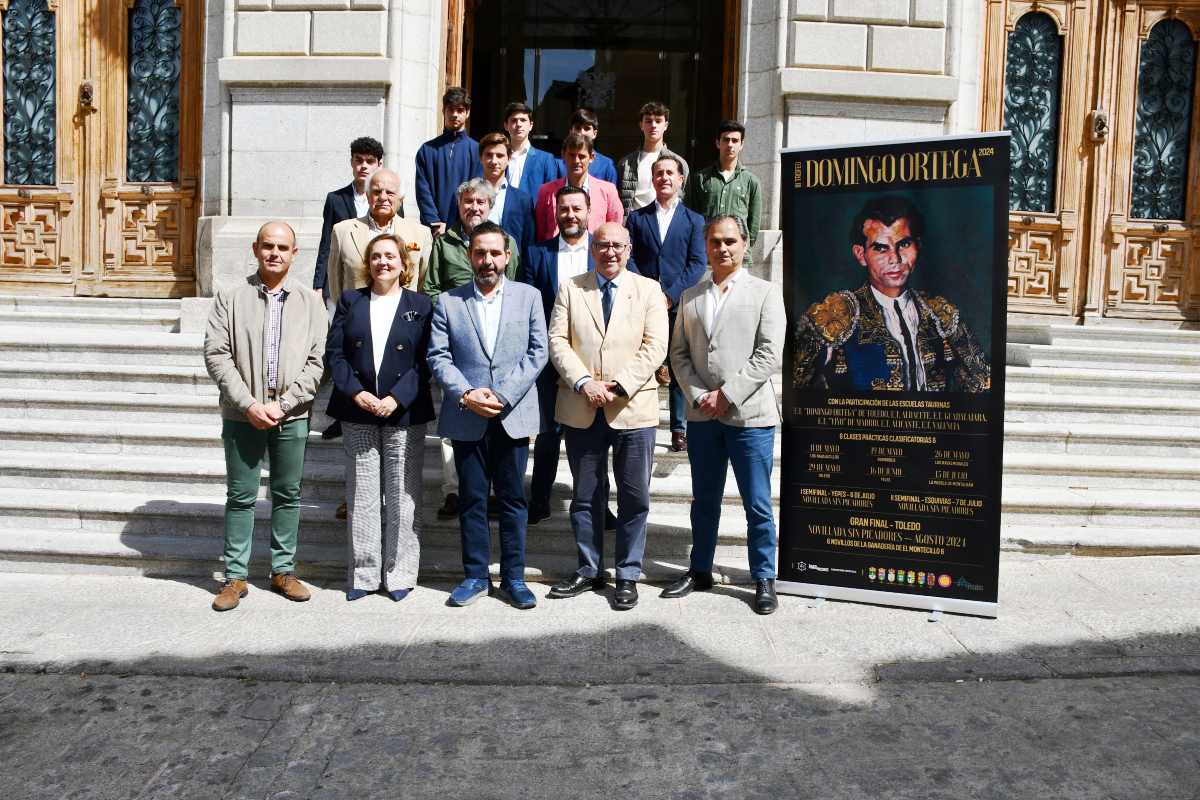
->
xmin=486 ymin=178 xmax=509 ymax=225
xmin=369 ymin=290 xmax=403 ymax=376
xmin=508 ymin=141 xmax=531 ymax=190
xmin=632 ymin=150 xmax=659 ymax=209
xmin=472 ymin=277 xmax=505 ymax=358
xmin=557 ymin=235 xmax=589 ymax=287
xmin=871 ymin=285 xmax=927 ymax=390
xmin=703 ymin=268 xmax=744 ymax=337
xmin=655 ymin=196 xmax=679 ymax=243
xmin=353 ymin=189 xmax=369 ymax=218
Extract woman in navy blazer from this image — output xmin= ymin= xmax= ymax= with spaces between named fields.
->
xmin=326 ymin=233 xmax=435 ymax=602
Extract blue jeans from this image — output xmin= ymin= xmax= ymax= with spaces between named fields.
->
xmin=686 ymin=420 xmax=777 ymax=579
xmin=563 ymin=410 xmax=655 ymax=581
xmin=451 ymin=420 xmax=529 ymax=583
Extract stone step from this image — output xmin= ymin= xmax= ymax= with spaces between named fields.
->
xmin=1004 ymin=365 xmax=1200 ymax=399
xmin=0 ymin=294 xmax=181 ymax=318
xmin=0 ymin=328 xmax=201 ymax=366
xmin=0 ymin=389 xmax=220 ymax=426
xmin=1000 ymin=486 xmax=1200 ymax=528
xmin=0 ymin=361 xmax=217 ymax=395
xmin=1002 ymin=453 xmax=1200 ymax=490
xmin=1007 ymin=342 xmax=1200 ymax=372
xmin=1003 ymin=421 xmax=1200 ymax=459
xmin=1004 ymin=392 xmax=1200 ymax=426
xmin=1008 ymin=321 xmax=1200 ymax=352
xmin=0 ymin=310 xmax=179 ymax=332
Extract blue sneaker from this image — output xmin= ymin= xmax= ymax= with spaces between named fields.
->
xmin=387 ymin=588 xmax=411 ymax=602
xmin=447 ymin=578 xmax=492 ymax=607
xmin=498 ymin=580 xmax=537 ymax=610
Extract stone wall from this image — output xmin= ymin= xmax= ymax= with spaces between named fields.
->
xmin=197 ymin=0 xmax=444 ymax=295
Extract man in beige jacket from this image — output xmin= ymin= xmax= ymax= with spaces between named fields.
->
xmin=203 ymin=221 xmax=328 ymax=612
xmin=326 ymin=168 xmax=432 ymax=302
xmin=545 ymin=222 xmax=668 ymax=610
xmin=662 ymin=214 xmax=785 ymax=615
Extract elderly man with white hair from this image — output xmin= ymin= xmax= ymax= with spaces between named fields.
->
xmin=326 ymin=168 xmax=432 ymax=301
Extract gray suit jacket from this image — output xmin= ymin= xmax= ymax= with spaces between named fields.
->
xmin=428 ymin=279 xmax=547 ymax=441
xmin=670 ymin=270 xmax=784 ymax=427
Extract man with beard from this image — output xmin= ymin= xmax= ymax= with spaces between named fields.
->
xmin=423 ymin=178 xmax=522 ymax=519
xmin=427 ymin=221 xmax=547 ymax=609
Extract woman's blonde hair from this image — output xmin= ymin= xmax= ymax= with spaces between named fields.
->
xmin=356 ymin=232 xmax=416 ymax=289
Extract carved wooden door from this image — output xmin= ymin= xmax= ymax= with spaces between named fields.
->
xmin=985 ymin=0 xmax=1200 ymax=322
xmin=0 ymin=0 xmax=200 ymax=298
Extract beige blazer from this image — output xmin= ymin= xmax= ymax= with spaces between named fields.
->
xmin=670 ymin=270 xmax=785 ymax=427
xmin=548 ymin=269 xmax=668 ymax=430
xmin=326 ymin=215 xmax=432 ymax=300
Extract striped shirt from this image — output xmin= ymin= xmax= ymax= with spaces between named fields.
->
xmin=264 ymin=287 xmax=288 ymax=392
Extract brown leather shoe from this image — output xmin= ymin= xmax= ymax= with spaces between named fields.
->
xmin=212 ymin=579 xmax=247 ymax=612
xmin=335 ymin=501 xmax=347 ymax=520
xmin=655 ymin=365 xmax=671 ymax=385
xmin=671 ymin=431 xmax=687 ymax=452
xmin=270 ymin=572 xmax=311 ymax=602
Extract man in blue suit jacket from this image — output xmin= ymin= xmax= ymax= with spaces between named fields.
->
xmin=474 ymin=131 xmax=535 ymax=255
xmin=521 ymin=186 xmax=638 ymax=524
xmin=428 ymin=221 xmax=548 ymax=610
xmin=503 ymin=102 xmax=560 ymax=203
xmin=625 ymin=154 xmax=706 ymax=451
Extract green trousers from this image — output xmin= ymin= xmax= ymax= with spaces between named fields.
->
xmin=221 ymin=418 xmax=310 ymax=579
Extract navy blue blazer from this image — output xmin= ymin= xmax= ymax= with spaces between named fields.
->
xmin=625 ymin=201 xmax=707 ymax=307
xmin=508 ymin=146 xmax=559 ymax=204
xmin=499 ymin=186 xmax=535 ymax=256
xmin=325 ymin=287 xmax=436 ymax=427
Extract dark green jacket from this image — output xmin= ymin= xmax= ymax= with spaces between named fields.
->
xmin=421 ymin=224 xmax=521 ymax=303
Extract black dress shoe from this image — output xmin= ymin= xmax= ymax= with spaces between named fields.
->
xmin=604 ymin=507 xmax=617 ymax=531
xmin=528 ymin=505 xmax=550 ymax=526
xmin=436 ymin=493 xmax=458 ymax=520
xmin=660 ymin=572 xmax=713 ymax=599
xmin=547 ymin=574 xmax=606 ymax=598
xmin=321 ymin=420 xmax=343 ymax=440
xmin=613 ymin=579 xmax=638 ymax=610
xmin=754 ymin=578 xmax=778 ymax=615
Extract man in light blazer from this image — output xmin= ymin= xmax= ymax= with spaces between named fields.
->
xmin=625 ymin=153 xmax=707 ymax=453
xmin=327 ymin=169 xmax=432 ymax=302
xmin=313 ymin=136 xmax=386 ymax=299
xmin=427 ymin=221 xmax=548 ymax=610
xmin=546 ymin=222 xmax=668 ymax=610
xmin=663 ymin=215 xmax=785 ymax=615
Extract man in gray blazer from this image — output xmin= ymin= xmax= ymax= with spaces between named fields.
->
xmin=663 ymin=215 xmax=785 ymax=614
xmin=427 ymin=221 xmax=548 ymax=609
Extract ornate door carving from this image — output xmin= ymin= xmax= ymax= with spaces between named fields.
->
xmin=986 ymin=0 xmax=1200 ymax=322
xmin=0 ymin=0 xmax=200 ymax=298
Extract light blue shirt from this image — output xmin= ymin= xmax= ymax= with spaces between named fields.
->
xmin=472 ymin=277 xmax=505 ymax=358
xmin=486 ymin=178 xmax=509 ymax=226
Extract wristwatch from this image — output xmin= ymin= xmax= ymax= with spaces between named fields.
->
xmin=279 ymin=397 xmax=292 ymax=414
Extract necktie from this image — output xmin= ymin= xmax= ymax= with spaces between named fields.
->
xmin=601 ymin=280 xmax=614 ymax=328
xmin=894 ymin=299 xmax=918 ymax=390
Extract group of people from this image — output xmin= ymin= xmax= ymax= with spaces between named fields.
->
xmin=203 ymin=87 xmax=781 ymax=616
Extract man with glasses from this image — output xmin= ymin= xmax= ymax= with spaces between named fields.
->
xmin=545 ymin=223 xmax=667 ymax=610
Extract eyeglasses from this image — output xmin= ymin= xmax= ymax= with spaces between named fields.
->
xmin=593 ymin=242 xmax=628 ymax=252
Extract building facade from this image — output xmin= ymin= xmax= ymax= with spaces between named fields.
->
xmin=2 ymin=0 xmax=1199 ymax=324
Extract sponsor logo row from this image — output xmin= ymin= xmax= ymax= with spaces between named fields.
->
xmin=868 ymin=567 xmax=949 ymax=588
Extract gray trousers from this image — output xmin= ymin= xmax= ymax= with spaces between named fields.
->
xmin=342 ymin=421 xmax=426 ymax=591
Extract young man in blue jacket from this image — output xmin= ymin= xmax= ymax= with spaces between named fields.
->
xmin=415 ymin=87 xmax=482 ymax=237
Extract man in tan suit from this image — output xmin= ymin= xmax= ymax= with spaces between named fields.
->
xmin=326 ymin=168 xmax=432 ymax=301
xmin=546 ymin=222 xmax=668 ymax=610
xmin=662 ymin=214 xmax=785 ymax=615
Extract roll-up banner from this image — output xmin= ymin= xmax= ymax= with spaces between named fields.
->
xmin=777 ymin=133 xmax=1009 ymax=618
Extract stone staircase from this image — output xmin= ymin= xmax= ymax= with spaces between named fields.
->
xmin=0 ymin=296 xmax=1195 ymax=581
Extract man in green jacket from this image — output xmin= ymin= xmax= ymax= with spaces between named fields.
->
xmin=683 ymin=120 xmax=763 ymax=268
xmin=422 ymin=178 xmax=521 ymax=519
xmin=203 ymin=221 xmax=328 ymax=611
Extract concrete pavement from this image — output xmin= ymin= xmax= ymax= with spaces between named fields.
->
xmin=0 ymin=554 xmax=1197 ymax=798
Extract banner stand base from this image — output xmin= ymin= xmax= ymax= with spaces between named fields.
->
xmin=777 ymin=580 xmax=998 ymax=619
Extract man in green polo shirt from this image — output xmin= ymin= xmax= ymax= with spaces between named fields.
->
xmin=422 ymin=177 xmax=521 ymax=519
xmin=683 ymin=120 xmax=763 ymax=268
